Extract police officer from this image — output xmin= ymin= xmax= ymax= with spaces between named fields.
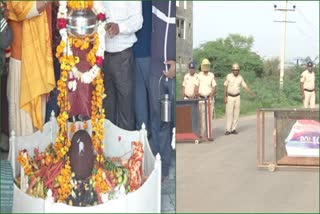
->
xmin=224 ymin=63 xmax=255 ymax=135
xmin=182 ymin=61 xmax=199 ymax=99
xmin=198 ymin=58 xmax=216 ymax=139
xmin=300 ymin=61 xmax=316 ymax=108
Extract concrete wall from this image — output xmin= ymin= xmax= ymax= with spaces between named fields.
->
xmin=176 ymin=1 xmax=193 ymax=72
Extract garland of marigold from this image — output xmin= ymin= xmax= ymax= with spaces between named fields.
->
xmin=67 ymin=0 xmax=93 ymax=10
xmin=56 ymin=159 xmax=72 ymax=202
xmin=91 ymin=71 xmax=109 ymax=194
xmin=17 ymin=151 xmax=32 ymax=176
xmin=16 ymin=0 xmax=108 ymax=202
xmin=57 ymin=0 xmax=108 ymax=196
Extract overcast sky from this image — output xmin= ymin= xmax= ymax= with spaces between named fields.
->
xmin=193 ymin=1 xmax=319 ymax=62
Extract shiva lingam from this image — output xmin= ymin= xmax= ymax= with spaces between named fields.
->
xmin=66 ymin=7 xmax=98 ymax=179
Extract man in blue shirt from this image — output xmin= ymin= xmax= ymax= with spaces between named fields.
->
xmin=149 ymin=1 xmax=176 ymax=180
xmin=133 ymin=1 xmax=152 ymax=131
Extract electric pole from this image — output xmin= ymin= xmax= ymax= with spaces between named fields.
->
xmin=274 ymin=1 xmax=296 ymax=90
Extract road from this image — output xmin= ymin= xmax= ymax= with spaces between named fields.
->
xmin=176 ymin=113 xmax=319 ymax=212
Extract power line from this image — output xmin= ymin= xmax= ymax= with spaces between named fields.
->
xmin=288 ymin=1 xmax=319 ymax=33
xmin=273 ymin=1 xmax=296 ymax=90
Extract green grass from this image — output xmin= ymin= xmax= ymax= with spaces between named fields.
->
xmin=176 ymin=70 xmax=313 ymax=118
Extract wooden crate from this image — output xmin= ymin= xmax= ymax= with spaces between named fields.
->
xmin=257 ymin=108 xmax=320 ymax=171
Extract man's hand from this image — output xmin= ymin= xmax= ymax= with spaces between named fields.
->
xmin=163 ymin=60 xmax=176 ymax=79
xmin=224 ymin=96 xmax=228 ymax=104
xmin=301 ymin=93 xmax=305 ymax=101
xmin=106 ymin=23 xmax=119 ymax=38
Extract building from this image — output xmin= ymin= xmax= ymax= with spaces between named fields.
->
xmin=176 ymin=1 xmax=193 ymax=72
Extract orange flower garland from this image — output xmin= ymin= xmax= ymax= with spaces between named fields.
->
xmin=69 ymin=36 xmax=91 ymax=51
xmin=56 ymin=159 xmax=72 ymax=202
xmin=91 ymin=168 xmax=110 ymax=194
xmin=55 ymin=0 xmax=108 ymax=198
xmin=17 ymin=151 xmax=32 ymax=176
xmin=16 ymin=0 xmax=109 ymax=203
xmin=67 ymin=0 xmax=93 ymax=10
xmin=91 ymin=72 xmax=106 ymax=167
xmin=87 ymin=33 xmax=99 ymax=66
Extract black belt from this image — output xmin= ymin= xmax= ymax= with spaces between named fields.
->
xmin=200 ymin=96 xmax=209 ymax=99
xmin=105 ymin=47 xmax=132 ymax=56
xmin=184 ymin=95 xmax=190 ymax=99
xmin=228 ymin=93 xmax=240 ymax=97
xmin=304 ymin=89 xmax=315 ymax=92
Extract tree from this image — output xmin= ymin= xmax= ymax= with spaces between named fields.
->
xmin=193 ymin=34 xmax=263 ymax=78
xmin=263 ymin=57 xmax=280 ymax=77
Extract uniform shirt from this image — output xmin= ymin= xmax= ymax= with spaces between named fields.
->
xmin=300 ymin=70 xmax=315 ymax=90
xmin=198 ymin=72 xmax=216 ymax=97
xmin=102 ymin=1 xmax=143 ymax=53
xmin=224 ymin=73 xmax=247 ymax=95
xmin=182 ymin=73 xmax=199 ymax=97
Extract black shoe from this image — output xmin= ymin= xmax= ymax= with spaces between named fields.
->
xmin=225 ymin=131 xmax=231 ymax=135
xmin=231 ymin=130 xmax=238 ymax=134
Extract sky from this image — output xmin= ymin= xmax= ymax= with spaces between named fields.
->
xmin=193 ymin=1 xmax=319 ymax=62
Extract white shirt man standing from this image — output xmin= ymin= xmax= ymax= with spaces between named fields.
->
xmin=198 ymin=58 xmax=216 ymax=140
xmin=300 ymin=61 xmax=316 ymax=108
xmin=224 ymin=63 xmax=255 ymax=135
xmin=102 ymin=1 xmax=143 ymax=131
xmin=182 ymin=61 xmax=199 ymax=99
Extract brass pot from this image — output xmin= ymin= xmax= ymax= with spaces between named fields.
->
xmin=67 ymin=9 xmax=97 ymax=38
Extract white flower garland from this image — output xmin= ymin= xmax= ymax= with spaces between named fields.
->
xmin=57 ymin=1 xmax=106 ymax=90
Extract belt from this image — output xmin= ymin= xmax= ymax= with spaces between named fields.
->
xmin=228 ymin=93 xmax=240 ymax=97
xmin=304 ymin=89 xmax=315 ymax=92
xmin=105 ymin=47 xmax=132 ymax=56
xmin=200 ymin=96 xmax=209 ymax=99
xmin=184 ymin=95 xmax=190 ymax=99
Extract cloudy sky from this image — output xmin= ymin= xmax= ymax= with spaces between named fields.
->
xmin=193 ymin=1 xmax=319 ymax=62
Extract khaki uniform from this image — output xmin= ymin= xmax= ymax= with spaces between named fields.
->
xmin=182 ymin=73 xmax=199 ymax=99
xmin=198 ymin=72 xmax=216 ymax=138
xmin=224 ymin=73 xmax=247 ymax=132
xmin=300 ymin=70 xmax=316 ymax=108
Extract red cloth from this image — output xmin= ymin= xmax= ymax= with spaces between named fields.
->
xmin=68 ymin=46 xmax=93 ymax=118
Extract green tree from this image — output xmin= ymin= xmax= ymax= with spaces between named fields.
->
xmin=263 ymin=57 xmax=280 ymax=77
xmin=193 ymin=34 xmax=263 ymax=78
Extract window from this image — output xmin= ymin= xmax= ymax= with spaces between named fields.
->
xmin=184 ymin=1 xmax=187 ymax=10
xmin=176 ymin=18 xmax=185 ymax=39
xmin=176 ymin=1 xmax=179 ymax=7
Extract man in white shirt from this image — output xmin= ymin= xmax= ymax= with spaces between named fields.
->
xmin=198 ymin=58 xmax=216 ymax=140
xmin=224 ymin=63 xmax=255 ymax=135
xmin=300 ymin=61 xmax=316 ymax=108
xmin=102 ymin=1 xmax=143 ymax=131
xmin=182 ymin=61 xmax=199 ymax=99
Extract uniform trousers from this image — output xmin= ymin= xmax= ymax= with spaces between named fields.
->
xmin=225 ymin=95 xmax=240 ymax=132
xmin=303 ymin=91 xmax=315 ymax=108
xmin=199 ymin=97 xmax=214 ymax=138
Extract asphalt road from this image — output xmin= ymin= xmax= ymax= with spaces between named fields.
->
xmin=176 ymin=113 xmax=319 ymax=212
